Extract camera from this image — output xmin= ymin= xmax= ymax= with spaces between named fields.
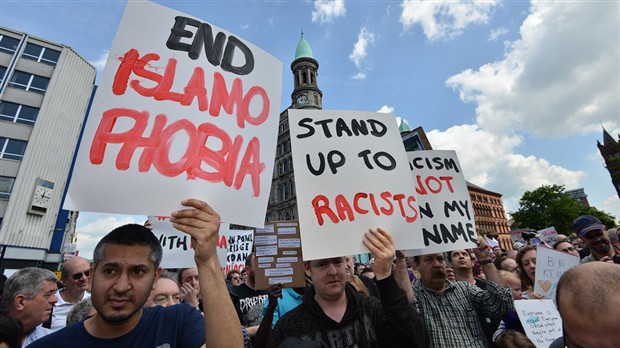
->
xmin=613 ymin=254 xmax=620 ymax=264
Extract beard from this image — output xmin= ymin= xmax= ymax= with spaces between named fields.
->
xmin=591 ymin=239 xmax=611 ymax=255
xmin=431 ymin=267 xmax=447 ymax=279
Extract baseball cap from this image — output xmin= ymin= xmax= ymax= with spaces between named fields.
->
xmin=512 ymin=242 xmax=524 ymax=250
xmin=572 ymin=215 xmax=605 ymax=237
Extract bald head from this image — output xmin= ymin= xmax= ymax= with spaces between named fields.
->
xmin=61 ymin=256 xmax=91 ymax=294
xmin=557 ymin=262 xmax=620 ymax=347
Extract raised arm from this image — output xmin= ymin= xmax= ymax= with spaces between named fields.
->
xmin=172 ymin=199 xmax=243 ymax=348
xmin=473 ymin=237 xmax=508 ymax=287
xmin=394 ymin=250 xmax=414 ymax=302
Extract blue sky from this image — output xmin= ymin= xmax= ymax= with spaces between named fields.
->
xmin=2 ymin=0 xmax=618 ymax=259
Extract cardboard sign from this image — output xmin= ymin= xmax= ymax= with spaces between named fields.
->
xmin=149 ymin=216 xmax=229 ymax=268
xmin=64 ymin=1 xmax=282 ymax=228
xmin=533 ymin=247 xmax=579 ymax=301
xmin=254 ymin=221 xmax=305 ymax=290
xmin=510 ymin=229 xmax=541 ymax=247
xmin=537 ymin=227 xmax=558 ymax=246
xmin=515 ymin=300 xmax=563 ymax=347
xmin=288 ymin=109 xmax=423 ymax=260
xmin=404 ymin=150 xmax=477 ymax=256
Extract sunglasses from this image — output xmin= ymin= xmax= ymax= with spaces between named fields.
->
xmin=72 ymin=270 xmax=90 ymax=280
xmin=232 ymin=276 xmax=240 ymax=280
xmin=583 ymin=230 xmax=604 ymax=240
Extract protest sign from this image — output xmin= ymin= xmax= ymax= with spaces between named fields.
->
xmin=149 ymin=216 xmax=229 ymax=269
xmin=64 ymin=1 xmax=282 ymax=228
xmin=537 ymin=227 xmax=558 ymax=246
xmin=288 ymin=110 xmax=422 ymax=260
xmin=254 ymin=221 xmax=305 ymax=290
xmin=533 ymin=247 xmax=579 ymax=301
xmin=515 ymin=300 xmax=563 ymax=347
xmin=510 ymin=228 xmax=541 ymax=247
xmin=404 ymin=150 xmax=477 ymax=256
xmin=222 ymin=229 xmax=254 ymax=274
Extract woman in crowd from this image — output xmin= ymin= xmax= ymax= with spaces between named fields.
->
xmin=515 ymin=246 xmax=543 ymax=299
xmin=553 ymin=240 xmax=580 ymax=258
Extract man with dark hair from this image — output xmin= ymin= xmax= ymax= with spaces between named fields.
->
xmin=50 ymin=256 xmax=91 ymax=330
xmin=28 ymin=199 xmax=243 ymax=347
xmin=234 ymin=252 xmax=268 ymax=338
xmin=573 ymin=215 xmax=619 ymax=263
xmin=412 ymin=239 xmax=513 ymax=348
xmin=268 ymin=228 xmax=429 ymax=347
xmin=556 ymin=262 xmax=620 ymax=347
xmin=0 ymin=267 xmax=58 ymax=346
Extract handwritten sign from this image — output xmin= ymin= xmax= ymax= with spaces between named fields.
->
xmin=533 ymin=247 xmax=579 ymax=301
xmin=254 ymin=221 xmax=305 ymax=290
xmin=515 ymin=300 xmax=563 ymax=347
xmin=150 ymin=216 xmax=228 ymax=268
xmin=288 ymin=109 xmax=422 ymax=260
xmin=538 ymin=227 xmax=558 ymax=246
xmin=510 ymin=228 xmax=541 ymax=247
xmin=222 ymin=229 xmax=254 ymax=274
xmin=404 ymin=150 xmax=477 ymax=256
xmin=64 ymin=1 xmax=282 ymax=227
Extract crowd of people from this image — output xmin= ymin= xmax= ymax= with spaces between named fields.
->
xmin=0 ymin=201 xmax=618 ymax=347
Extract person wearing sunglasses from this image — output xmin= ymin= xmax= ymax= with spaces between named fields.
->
xmin=49 ymin=256 xmax=91 ymax=331
xmin=226 ymin=270 xmax=242 ymax=287
xmin=573 ymin=215 xmax=619 ymax=264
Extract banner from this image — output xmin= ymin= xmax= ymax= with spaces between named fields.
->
xmin=537 ymin=227 xmax=558 ymax=246
xmin=65 ymin=1 xmax=282 ymax=227
xmin=288 ymin=110 xmax=422 ymax=260
xmin=254 ymin=221 xmax=305 ymax=290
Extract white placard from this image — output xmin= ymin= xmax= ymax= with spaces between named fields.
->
xmin=278 ymin=238 xmax=301 ymax=248
xmin=256 ymin=245 xmax=278 ymax=256
xmin=534 ymin=247 xmax=579 ymax=301
xmin=277 ymin=257 xmax=298 ymax=263
xmin=269 ymin=277 xmax=293 ymax=285
xmin=538 ymin=227 xmax=558 ymax=246
xmin=404 ymin=150 xmax=477 ymax=256
xmin=64 ymin=1 xmax=282 ymax=228
xmin=278 ymin=227 xmax=297 ymax=235
xmin=258 ymin=257 xmax=274 ymax=263
xmin=254 ymin=235 xmax=277 ymax=246
xmin=282 ymin=250 xmax=297 ymax=255
xmin=289 ymin=109 xmax=423 ymax=260
xmin=515 ymin=300 xmax=563 ymax=347
xmin=276 ymin=263 xmax=291 ymax=268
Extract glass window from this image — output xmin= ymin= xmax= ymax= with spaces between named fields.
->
xmin=22 ymin=43 xmax=61 ymax=66
xmin=0 ymin=176 xmax=15 ymax=200
xmin=0 ymin=66 xmax=6 ymax=83
xmin=0 ymin=35 xmax=20 ymax=54
xmin=0 ymin=137 xmax=28 ymax=160
xmin=0 ymin=101 xmax=39 ymax=125
xmin=9 ymin=71 xmax=49 ymax=94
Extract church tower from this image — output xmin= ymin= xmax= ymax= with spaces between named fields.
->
xmin=290 ymin=33 xmax=322 ymax=109
xmin=598 ymin=128 xmax=620 ymax=198
xmin=265 ymin=34 xmax=322 ymax=222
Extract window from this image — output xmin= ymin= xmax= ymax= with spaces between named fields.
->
xmin=0 ymin=35 xmax=20 ymax=54
xmin=0 ymin=137 xmax=28 ymax=160
xmin=9 ymin=71 xmax=49 ymax=94
xmin=22 ymin=43 xmax=61 ymax=66
xmin=0 ymin=101 xmax=39 ymax=125
xmin=0 ymin=66 xmax=6 ymax=83
xmin=0 ymin=176 xmax=15 ymax=200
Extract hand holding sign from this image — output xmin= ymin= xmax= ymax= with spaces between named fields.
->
xmin=363 ymin=228 xmax=395 ymax=280
xmin=171 ymin=198 xmax=222 ymax=267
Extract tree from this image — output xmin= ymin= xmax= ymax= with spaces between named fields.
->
xmin=510 ymin=184 xmax=615 ymax=235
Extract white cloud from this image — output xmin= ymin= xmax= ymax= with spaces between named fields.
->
xmin=400 ymin=0 xmax=500 ymax=41
xmin=89 ymin=49 xmax=108 ymax=72
xmin=349 ymin=27 xmax=375 ymax=79
xmin=446 ymin=1 xmax=620 ymax=138
xmin=75 ymin=213 xmax=143 ymax=260
xmin=241 ymin=24 xmax=250 ymax=30
xmin=488 ymin=26 xmax=508 ymax=41
xmin=602 ymin=195 xmax=620 ymax=220
xmin=427 ymin=125 xmax=585 ymax=213
xmin=377 ymin=105 xmax=394 ymax=113
xmin=312 ymin=0 xmax=346 ymax=24
xmin=351 ymin=72 xmax=366 ymax=80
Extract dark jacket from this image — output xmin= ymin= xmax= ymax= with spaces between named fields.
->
xmin=268 ymin=274 xmax=428 ymax=348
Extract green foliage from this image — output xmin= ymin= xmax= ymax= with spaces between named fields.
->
xmin=510 ymin=184 xmax=618 ymax=235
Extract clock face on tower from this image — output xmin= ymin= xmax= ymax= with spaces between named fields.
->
xmin=33 ymin=186 xmax=52 ymax=208
xmin=296 ymin=94 xmax=308 ymax=106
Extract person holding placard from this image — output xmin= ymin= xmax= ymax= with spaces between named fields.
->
xmin=268 ymin=228 xmax=429 ymax=348
xmin=515 ymin=246 xmax=543 ymax=299
xmin=27 ymin=199 xmax=244 ymax=348
xmin=412 ymin=238 xmax=514 ymax=348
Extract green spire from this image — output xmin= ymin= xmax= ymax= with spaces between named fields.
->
xmin=295 ymin=32 xmax=314 ymax=60
xmin=399 ymin=119 xmax=411 ymax=132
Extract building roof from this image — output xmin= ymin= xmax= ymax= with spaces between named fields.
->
xmin=294 ymin=33 xmax=314 ymax=60
xmin=399 ymin=119 xmax=411 ymax=132
xmin=466 ymin=181 xmax=502 ymax=197
xmin=600 ymin=127 xmax=618 ymax=147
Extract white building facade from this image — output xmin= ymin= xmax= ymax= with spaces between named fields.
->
xmin=0 ymin=26 xmax=95 ymax=270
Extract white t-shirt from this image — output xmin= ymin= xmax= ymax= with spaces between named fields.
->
xmin=50 ymin=289 xmax=91 ymax=331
